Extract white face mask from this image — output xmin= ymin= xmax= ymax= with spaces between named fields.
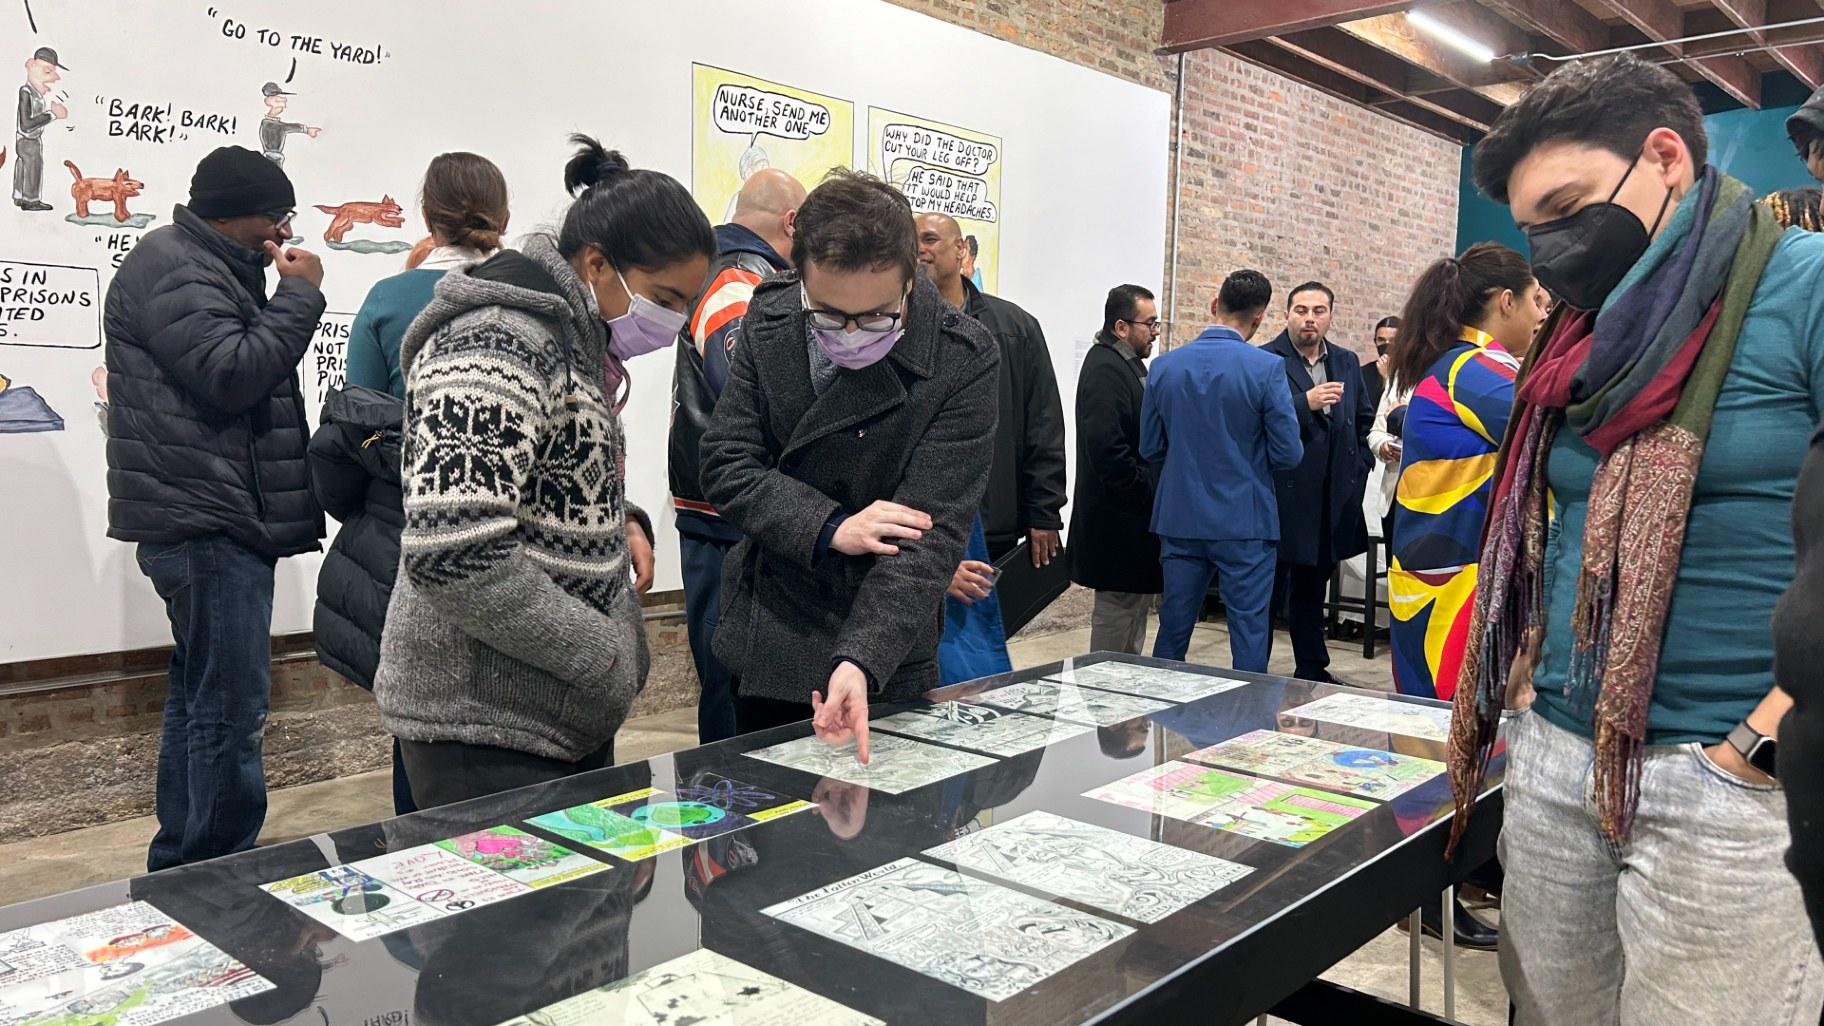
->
xmin=605 ymin=267 xmax=686 ymax=361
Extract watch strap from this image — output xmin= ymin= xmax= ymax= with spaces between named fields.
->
xmin=1727 ymin=721 xmax=1779 ymax=776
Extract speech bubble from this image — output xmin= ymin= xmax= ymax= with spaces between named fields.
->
xmin=901 ymin=165 xmax=999 ymax=223
xmin=880 ymin=123 xmax=998 ymax=176
xmin=711 ymin=84 xmax=832 ymax=142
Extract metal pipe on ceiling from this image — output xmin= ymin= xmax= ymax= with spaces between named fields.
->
xmin=1510 ymin=13 xmax=1824 ymax=66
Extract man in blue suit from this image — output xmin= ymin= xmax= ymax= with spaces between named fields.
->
xmin=1141 ymin=270 xmax=1302 ymax=670
xmin=1264 ymin=282 xmax=1375 ymax=683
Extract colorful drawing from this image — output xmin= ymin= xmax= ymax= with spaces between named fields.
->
xmin=0 ymin=901 xmax=272 ymax=1024
xmin=260 ymin=864 xmax=442 ymax=940
xmin=62 ymin=161 xmax=153 ymax=228
xmin=690 ymin=64 xmax=853 ymax=224
xmin=499 ymin=948 xmax=884 ymax=1026
xmin=14 ymin=46 xmax=70 ymax=212
xmin=763 ymin=858 xmax=1132 ymax=1002
xmin=1086 ymin=761 xmax=1376 ymax=848
xmin=313 ymin=196 xmax=410 ymax=254
xmin=257 ymin=81 xmax=319 ymax=167
xmin=527 ymin=791 xmax=693 ymax=862
xmin=1184 ymin=729 xmax=1444 ymax=800
xmin=0 ymin=371 xmax=64 ymax=432
xmin=434 ymin=824 xmax=608 ymax=888
xmin=867 ymin=107 xmax=1001 ymax=292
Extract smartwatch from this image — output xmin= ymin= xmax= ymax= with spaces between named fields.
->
xmin=1725 ymin=722 xmax=1779 ymax=777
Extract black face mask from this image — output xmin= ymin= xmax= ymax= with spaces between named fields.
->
xmin=1524 ymin=159 xmax=1674 ymax=312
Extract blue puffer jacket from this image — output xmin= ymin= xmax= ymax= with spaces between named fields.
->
xmin=308 ymin=385 xmax=403 ymax=689
xmin=103 ymin=204 xmax=326 ymax=557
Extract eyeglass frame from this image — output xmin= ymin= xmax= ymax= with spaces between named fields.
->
xmin=1117 ymin=316 xmax=1163 ymax=333
xmin=800 ymin=284 xmax=909 ymax=334
xmin=265 ymin=208 xmax=297 ymax=229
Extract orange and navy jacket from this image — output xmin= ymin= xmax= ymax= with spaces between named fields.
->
xmin=668 ymin=223 xmax=789 ymax=539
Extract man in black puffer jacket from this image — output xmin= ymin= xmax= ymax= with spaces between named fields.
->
xmin=104 ymin=145 xmax=327 ymax=871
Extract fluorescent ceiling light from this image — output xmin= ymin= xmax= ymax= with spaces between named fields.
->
xmin=1408 ymin=8 xmax=1497 ymax=64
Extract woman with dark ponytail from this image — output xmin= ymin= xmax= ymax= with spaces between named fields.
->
xmin=1388 ymin=242 xmax=1547 ymax=703
xmin=311 ymin=152 xmax=511 ymax=815
xmin=372 ymin=135 xmax=713 ymax=808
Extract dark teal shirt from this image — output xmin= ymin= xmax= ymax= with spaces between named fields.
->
xmin=1533 ymin=219 xmax=1824 ymax=745
xmin=345 ymin=268 xmax=445 ymax=398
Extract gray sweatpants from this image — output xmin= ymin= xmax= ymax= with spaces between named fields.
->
xmin=1500 ymin=708 xmax=1823 ymax=1025
xmin=1090 ymin=591 xmax=1151 ymax=655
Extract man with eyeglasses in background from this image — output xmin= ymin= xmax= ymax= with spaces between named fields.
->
xmin=916 ymin=212 xmax=1066 ymax=571
xmin=103 ymin=145 xmax=327 ymax=869
xmin=701 ymin=170 xmax=998 ymax=755
xmin=1066 ymin=284 xmax=1164 ymax=655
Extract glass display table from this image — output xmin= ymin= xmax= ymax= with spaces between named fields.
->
xmin=0 ymin=654 xmax=1503 ymax=1026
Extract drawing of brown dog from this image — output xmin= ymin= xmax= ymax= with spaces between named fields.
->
xmin=313 ymin=195 xmax=406 ymax=243
xmin=65 ymin=161 xmax=145 ymax=223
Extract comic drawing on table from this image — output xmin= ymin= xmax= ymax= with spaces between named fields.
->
xmin=1045 ymin=662 xmax=1250 ymax=704
xmin=1185 ymin=729 xmax=1444 ymax=800
xmin=526 ymin=788 xmax=694 ymax=862
xmin=763 ymin=857 xmax=1132 ymax=1002
xmin=744 ymin=734 xmax=997 ymax=795
xmin=1087 ymin=762 xmax=1376 ymax=848
xmin=528 ymin=781 xmax=813 ymax=859
xmin=262 ymin=864 xmax=444 ymax=940
xmin=0 ymin=900 xmax=272 ymax=1026
xmin=351 ymin=844 xmax=532 ymax=916
xmin=1283 ymin=692 xmax=1451 ymax=741
xmin=959 ymin=680 xmax=1172 ymax=727
xmin=497 ymin=947 xmax=883 ymax=1026
xmin=434 ymin=825 xmax=608 ymax=888
xmin=872 ymin=702 xmax=1094 ymax=756
xmin=925 ymin=810 xmax=1253 ymax=923
xmin=672 ymin=773 xmax=816 ymax=824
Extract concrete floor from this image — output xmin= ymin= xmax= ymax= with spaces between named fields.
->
xmin=0 ymin=617 xmax=1505 ymax=1024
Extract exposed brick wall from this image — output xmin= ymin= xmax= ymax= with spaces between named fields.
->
xmin=885 ymin=0 xmax=1462 ymax=358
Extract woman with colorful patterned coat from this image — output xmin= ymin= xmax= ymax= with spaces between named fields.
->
xmin=1388 ymin=243 xmax=1549 ymax=701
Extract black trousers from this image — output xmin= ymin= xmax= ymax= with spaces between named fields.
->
xmin=735 ymin=694 xmax=813 ymax=736
xmin=1273 ymin=561 xmax=1334 ymax=682
xmin=398 ymin=737 xmax=615 ymax=811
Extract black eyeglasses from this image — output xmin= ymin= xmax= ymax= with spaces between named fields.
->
xmin=1119 ymin=317 xmax=1162 ymax=330
xmin=266 ymin=209 xmax=296 ymax=227
xmin=801 ymin=285 xmax=906 ymax=333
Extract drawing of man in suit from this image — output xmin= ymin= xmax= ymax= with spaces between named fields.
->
xmin=15 ymin=46 xmax=69 ymax=211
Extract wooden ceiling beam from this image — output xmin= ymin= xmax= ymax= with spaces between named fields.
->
xmin=1337 ymin=12 xmax=1533 ymax=89
xmin=1270 ymin=27 xmax=1504 ymax=128
xmin=1161 ymin=0 xmax=1412 ymax=52
xmin=1710 ymin=0 xmax=1824 ymax=89
xmin=1479 ymin=0 xmax=1610 ymax=57
xmin=1593 ymin=0 xmax=1761 ymax=107
xmin=1220 ymin=39 xmax=1480 ymax=141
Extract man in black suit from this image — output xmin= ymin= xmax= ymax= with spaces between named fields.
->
xmin=1263 ymin=282 xmax=1373 ymax=683
xmin=1066 ymin=284 xmax=1161 ymax=654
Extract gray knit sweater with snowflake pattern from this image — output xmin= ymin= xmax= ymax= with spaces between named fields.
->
xmin=373 ymin=234 xmax=649 ymax=762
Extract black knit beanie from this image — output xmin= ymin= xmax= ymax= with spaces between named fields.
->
xmin=188 ymin=146 xmax=295 ymax=219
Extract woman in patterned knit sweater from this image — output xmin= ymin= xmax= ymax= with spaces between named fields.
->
xmin=373 ymin=136 xmax=714 ymax=808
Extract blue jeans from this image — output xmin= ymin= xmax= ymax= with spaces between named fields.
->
xmin=136 ymin=536 xmax=276 ymax=871
xmin=679 ymin=530 xmax=738 ymax=744
xmin=1152 ymin=536 xmax=1276 ymax=671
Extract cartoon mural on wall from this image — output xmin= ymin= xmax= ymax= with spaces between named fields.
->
xmin=313 ymin=196 xmax=409 ymax=254
xmin=14 ymin=45 xmax=69 ymax=212
xmin=63 ymin=160 xmax=153 ymax=227
xmin=0 ymin=368 xmax=65 ymax=432
xmin=690 ymin=64 xmax=852 ymax=226
xmin=257 ymin=81 xmax=319 ymax=166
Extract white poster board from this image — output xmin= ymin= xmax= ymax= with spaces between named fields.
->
xmin=0 ymin=0 xmax=1169 ymax=662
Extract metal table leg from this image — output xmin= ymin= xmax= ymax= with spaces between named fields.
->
xmin=1408 ymin=907 xmax=1422 ymax=1010
xmin=1442 ymin=886 xmax=1457 ymax=1023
